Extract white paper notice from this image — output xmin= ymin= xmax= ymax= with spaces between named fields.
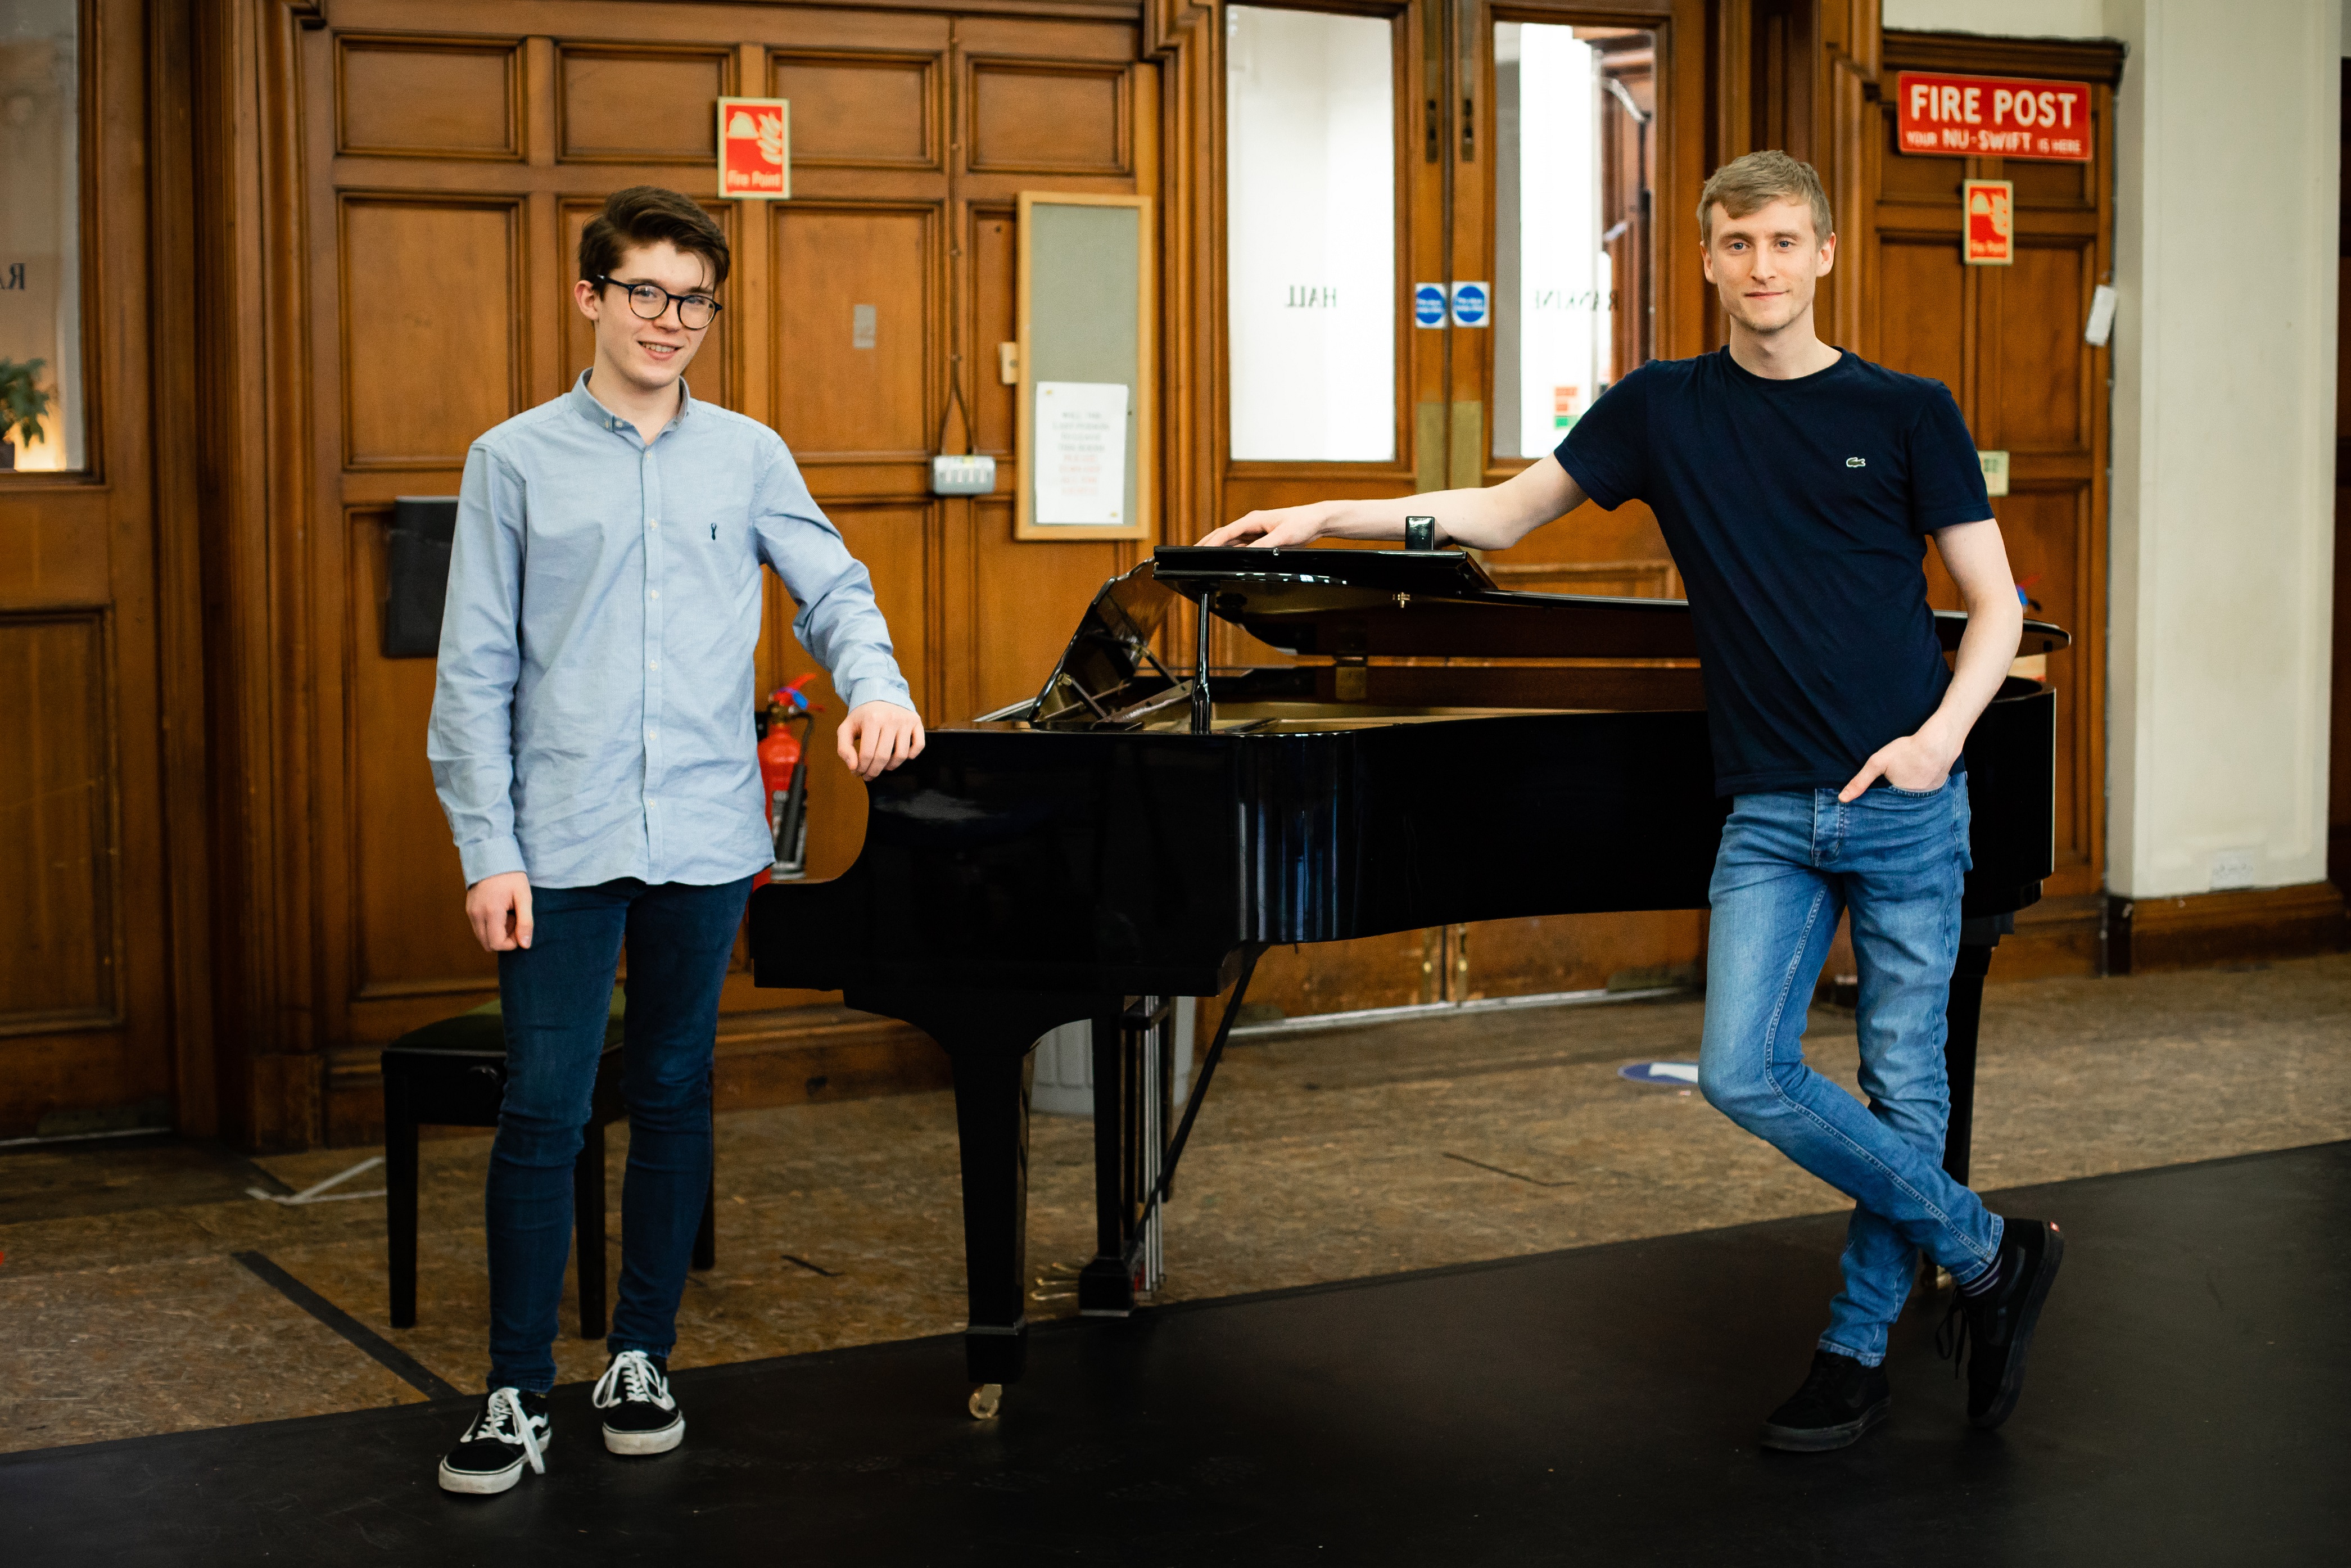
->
xmin=1033 ymin=381 xmax=1129 ymax=525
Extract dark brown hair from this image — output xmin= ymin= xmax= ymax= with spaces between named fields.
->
xmin=579 ymin=186 xmax=730 ymax=290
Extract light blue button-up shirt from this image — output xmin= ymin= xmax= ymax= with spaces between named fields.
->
xmin=428 ymin=373 xmax=912 ymax=889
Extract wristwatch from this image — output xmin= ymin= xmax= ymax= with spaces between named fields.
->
xmin=1404 ymin=516 xmax=1436 ymax=552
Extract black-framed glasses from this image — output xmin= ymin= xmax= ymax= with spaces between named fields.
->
xmin=593 ymin=274 xmax=722 ymax=331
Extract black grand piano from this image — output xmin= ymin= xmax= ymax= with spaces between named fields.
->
xmin=748 ymin=545 xmax=2070 ymax=1414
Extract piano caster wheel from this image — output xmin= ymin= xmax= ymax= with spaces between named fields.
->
xmin=967 ymin=1382 xmax=1002 ymax=1420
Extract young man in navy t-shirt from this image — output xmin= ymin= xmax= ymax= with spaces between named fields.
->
xmin=1201 ymin=151 xmax=2063 ymax=1450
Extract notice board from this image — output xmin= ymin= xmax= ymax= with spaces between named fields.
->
xmin=1016 ymin=193 xmax=1155 ymax=541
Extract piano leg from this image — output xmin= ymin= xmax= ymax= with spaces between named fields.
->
xmin=851 ymin=986 xmax=1111 ymax=1411
xmin=950 ymin=1044 xmax=1032 ymax=1393
xmin=1927 ymin=915 xmax=2010 ymax=1297
xmin=1941 ymin=914 xmax=2013 ymax=1186
xmin=1080 ymin=1006 xmax=1140 ymax=1316
xmin=1080 ymin=995 xmax=1176 ymax=1316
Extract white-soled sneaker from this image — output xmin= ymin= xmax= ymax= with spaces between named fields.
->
xmin=437 ymin=1387 xmax=550 ymax=1495
xmin=591 ymin=1349 xmax=684 ymax=1455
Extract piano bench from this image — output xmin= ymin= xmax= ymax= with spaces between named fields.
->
xmin=378 ymin=998 xmax=717 ymax=1341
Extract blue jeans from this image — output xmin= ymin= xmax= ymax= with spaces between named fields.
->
xmin=486 ymin=875 xmax=754 ymax=1393
xmin=1698 ymin=781 xmax=2002 ymax=1367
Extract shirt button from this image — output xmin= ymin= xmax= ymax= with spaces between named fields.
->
xmin=649 ymin=661 xmax=659 ymax=670
xmin=649 ymin=518 xmax=660 ymax=529
xmin=649 ymin=589 xmax=659 ymax=600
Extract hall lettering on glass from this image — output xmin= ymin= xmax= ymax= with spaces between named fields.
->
xmin=1283 ymin=286 xmax=1339 ymax=308
xmin=1894 ymin=71 xmax=2091 ymax=163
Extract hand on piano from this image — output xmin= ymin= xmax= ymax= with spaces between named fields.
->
xmin=837 ymin=700 xmax=927 ymax=781
xmin=1197 ymin=502 xmax=1336 ymax=549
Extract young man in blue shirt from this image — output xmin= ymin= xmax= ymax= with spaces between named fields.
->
xmin=427 ymin=186 xmax=924 ymax=1493
xmin=1201 ymin=151 xmax=2062 ymax=1450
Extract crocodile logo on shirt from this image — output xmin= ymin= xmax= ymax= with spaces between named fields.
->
xmin=1846 ymin=457 xmax=1867 ymax=468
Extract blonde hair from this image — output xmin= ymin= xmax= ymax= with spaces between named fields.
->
xmin=1697 ymin=151 xmax=1834 ymax=246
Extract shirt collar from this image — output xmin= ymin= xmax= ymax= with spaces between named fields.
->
xmin=568 ymin=369 xmax=693 ymax=439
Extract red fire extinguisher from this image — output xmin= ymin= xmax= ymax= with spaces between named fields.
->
xmin=757 ymin=675 xmax=820 ymax=882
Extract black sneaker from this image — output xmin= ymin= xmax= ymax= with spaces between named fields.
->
xmin=437 ymin=1388 xmax=549 ymax=1495
xmin=1942 ymin=1217 xmax=2065 ymax=1429
xmin=591 ymin=1349 xmax=684 ymax=1455
xmin=1757 ymin=1350 xmax=1891 ymax=1452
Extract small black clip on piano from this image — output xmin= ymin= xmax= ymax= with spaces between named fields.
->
xmin=747 ymin=545 xmax=2071 ymax=1416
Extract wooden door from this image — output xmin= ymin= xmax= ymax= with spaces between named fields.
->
xmin=292 ymin=1 xmax=1158 ymax=1141
xmin=1223 ymin=0 xmax=1713 ymax=1023
xmin=0 ymin=0 xmax=206 ymax=1140
xmin=1865 ymin=31 xmax=2121 ymax=973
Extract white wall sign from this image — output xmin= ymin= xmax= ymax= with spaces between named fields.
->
xmin=1033 ymin=381 xmax=1129 ymax=525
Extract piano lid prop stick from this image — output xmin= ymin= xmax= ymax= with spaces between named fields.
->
xmin=1190 ymin=586 xmax=1213 ymax=734
xmin=1149 ymin=943 xmax=1264 ymax=1208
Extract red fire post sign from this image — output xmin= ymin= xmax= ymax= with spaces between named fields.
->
xmin=1896 ymin=72 xmax=2090 ymax=162
xmin=718 ymin=97 xmax=791 ymax=200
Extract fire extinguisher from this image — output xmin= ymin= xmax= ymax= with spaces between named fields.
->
xmin=757 ymin=675 xmax=820 ymax=880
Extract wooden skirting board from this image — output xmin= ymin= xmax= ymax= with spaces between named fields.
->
xmin=319 ymin=1006 xmax=950 ymax=1149
xmin=2106 ymin=882 xmax=2349 ymax=976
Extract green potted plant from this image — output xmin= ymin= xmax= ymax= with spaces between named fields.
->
xmin=0 ymin=358 xmax=53 ymax=469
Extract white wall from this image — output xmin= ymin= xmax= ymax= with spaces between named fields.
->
xmin=1889 ymin=2 xmax=2341 ymax=898
xmin=1883 ymin=0 xmax=2106 ymax=39
xmin=2104 ymin=0 xmax=2339 ymax=896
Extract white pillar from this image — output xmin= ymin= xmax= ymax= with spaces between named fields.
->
xmin=2103 ymin=0 xmax=2340 ymax=896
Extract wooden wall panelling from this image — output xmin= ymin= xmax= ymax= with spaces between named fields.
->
xmin=968 ymin=57 xmax=1130 ymax=175
xmin=771 ymin=49 xmax=941 ymax=169
xmin=0 ymin=613 xmax=119 ymax=1038
xmin=557 ymin=44 xmax=732 ymax=163
xmin=336 ymin=34 xmax=523 ymax=160
xmin=338 ymin=197 xmax=526 ymax=469
xmin=769 ymin=202 xmax=937 ymax=462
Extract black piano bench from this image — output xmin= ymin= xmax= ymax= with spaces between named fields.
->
xmin=379 ymin=997 xmax=718 ymax=1341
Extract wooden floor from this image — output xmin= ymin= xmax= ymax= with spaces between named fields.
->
xmin=1 ymin=954 xmax=2345 ymax=1453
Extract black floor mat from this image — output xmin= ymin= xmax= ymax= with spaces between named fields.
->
xmin=8 ymin=1142 xmax=2347 ymax=1566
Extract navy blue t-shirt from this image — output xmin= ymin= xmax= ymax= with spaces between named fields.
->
xmin=1554 ymin=347 xmax=1992 ymax=796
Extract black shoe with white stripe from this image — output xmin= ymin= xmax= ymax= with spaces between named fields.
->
xmin=437 ymin=1387 xmax=550 ymax=1495
xmin=592 ymin=1349 xmax=684 ymax=1454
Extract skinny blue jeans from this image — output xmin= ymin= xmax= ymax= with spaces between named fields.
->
xmin=1698 ymin=780 xmax=2002 ymax=1367
xmin=485 ymin=875 xmax=754 ymax=1393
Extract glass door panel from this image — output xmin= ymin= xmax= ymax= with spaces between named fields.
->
xmin=0 ymin=0 xmax=87 ymax=472
xmin=1491 ymin=22 xmax=1652 ymax=460
xmin=1225 ymin=4 xmax=1397 ymax=462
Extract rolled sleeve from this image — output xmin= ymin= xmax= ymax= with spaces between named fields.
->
xmin=428 ymin=445 xmax=530 ymax=886
xmin=752 ymin=440 xmax=916 ymax=714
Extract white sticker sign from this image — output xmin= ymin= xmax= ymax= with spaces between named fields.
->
xmin=1033 ymin=381 xmax=1129 ymax=526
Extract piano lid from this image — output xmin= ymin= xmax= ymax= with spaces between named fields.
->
xmin=1005 ymin=548 xmax=2073 ymax=724
xmin=1152 ymin=544 xmax=2072 ymax=661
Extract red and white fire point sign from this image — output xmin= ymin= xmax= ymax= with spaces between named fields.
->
xmin=717 ymin=98 xmax=791 ymax=200
xmin=1895 ymin=72 xmax=2091 ymax=162
xmin=1963 ymin=179 xmax=2014 ymax=266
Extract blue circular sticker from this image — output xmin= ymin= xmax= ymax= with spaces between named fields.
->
xmin=1413 ymin=283 xmax=1449 ymax=328
xmin=1619 ymin=1060 xmax=1700 ymax=1086
xmin=1450 ymin=281 xmax=1490 ymax=327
